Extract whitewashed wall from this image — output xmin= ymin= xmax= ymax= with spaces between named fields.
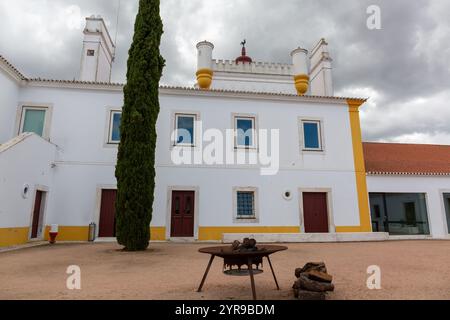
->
xmin=0 ymin=134 xmax=56 ymax=229
xmin=367 ymin=175 xmax=450 ymax=238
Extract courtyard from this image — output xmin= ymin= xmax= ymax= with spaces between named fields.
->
xmin=0 ymin=240 xmax=449 ymax=300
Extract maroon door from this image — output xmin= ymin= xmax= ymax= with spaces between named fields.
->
xmin=31 ymin=191 xmax=43 ymax=239
xmin=99 ymin=189 xmax=117 ymax=237
xmin=171 ymin=191 xmax=195 ymax=237
xmin=303 ymin=192 xmax=329 ymax=233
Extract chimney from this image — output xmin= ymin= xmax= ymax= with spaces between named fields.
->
xmin=309 ymin=39 xmax=333 ymax=96
xmin=196 ymin=41 xmax=214 ymax=89
xmin=291 ymin=47 xmax=309 ymax=96
xmin=79 ymin=15 xmax=115 ymax=83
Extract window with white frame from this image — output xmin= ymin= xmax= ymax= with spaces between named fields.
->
xmin=174 ymin=113 xmax=196 ymax=146
xmin=234 ymin=115 xmax=256 ymax=149
xmin=301 ymin=120 xmax=323 ymax=151
xmin=234 ymin=188 xmax=258 ymax=220
xmin=19 ymin=106 xmax=48 ymax=138
xmin=108 ymin=111 xmax=122 ymax=144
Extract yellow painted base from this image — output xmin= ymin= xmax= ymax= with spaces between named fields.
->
xmin=196 ymin=68 xmax=213 ymax=89
xmin=150 ymin=227 xmax=166 ymax=241
xmin=198 ymin=226 xmax=300 ymax=241
xmin=41 ymin=226 xmax=166 ymax=242
xmin=0 ymin=227 xmax=29 ymax=247
xmin=294 ymin=74 xmax=310 ymax=95
xmin=335 ymin=226 xmax=368 ymax=233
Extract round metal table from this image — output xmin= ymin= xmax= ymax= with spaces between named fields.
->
xmin=197 ymin=245 xmax=287 ymax=300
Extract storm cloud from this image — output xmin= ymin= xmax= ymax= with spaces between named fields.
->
xmin=0 ymin=0 xmax=449 ymax=144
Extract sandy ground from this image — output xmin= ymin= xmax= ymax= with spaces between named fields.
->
xmin=0 ymin=240 xmax=449 ymax=300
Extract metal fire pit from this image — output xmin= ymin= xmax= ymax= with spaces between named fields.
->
xmin=197 ymin=244 xmax=287 ymax=300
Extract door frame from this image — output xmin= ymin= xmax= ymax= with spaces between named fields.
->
xmin=94 ymin=184 xmax=117 ymax=239
xmin=28 ymin=185 xmax=49 ymax=240
xmin=439 ymin=189 xmax=450 ymax=235
xmin=166 ymin=186 xmax=199 ymax=240
xmin=298 ymin=188 xmax=335 ymax=233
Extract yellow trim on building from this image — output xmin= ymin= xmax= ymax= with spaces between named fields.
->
xmin=198 ymin=226 xmax=301 ymax=241
xmin=0 ymin=227 xmax=29 ymax=247
xmin=150 ymin=227 xmax=166 ymax=241
xmin=196 ymin=68 xmax=214 ymax=89
xmin=347 ymin=99 xmax=372 ymax=232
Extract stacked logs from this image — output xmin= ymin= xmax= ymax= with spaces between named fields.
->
xmin=293 ymin=262 xmax=334 ymax=300
xmin=231 ymin=238 xmax=259 ymax=252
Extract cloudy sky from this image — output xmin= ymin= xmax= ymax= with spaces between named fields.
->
xmin=0 ymin=0 xmax=449 ymax=144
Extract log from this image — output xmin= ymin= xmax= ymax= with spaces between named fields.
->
xmin=306 ymin=270 xmax=333 ymax=283
xmin=295 ymin=275 xmax=335 ymax=292
xmin=295 ymin=262 xmax=327 ymax=277
xmin=295 ymin=289 xmax=326 ymax=301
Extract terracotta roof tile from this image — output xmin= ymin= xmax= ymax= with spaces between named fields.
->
xmin=363 ymin=142 xmax=450 ymax=176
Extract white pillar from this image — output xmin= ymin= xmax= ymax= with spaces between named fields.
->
xmin=291 ymin=47 xmax=309 ymax=95
xmin=196 ymin=41 xmax=214 ymax=89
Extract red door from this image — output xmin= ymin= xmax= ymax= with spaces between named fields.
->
xmin=171 ymin=191 xmax=195 ymax=237
xmin=303 ymin=192 xmax=329 ymax=233
xmin=31 ymin=191 xmax=43 ymax=239
xmin=99 ymin=189 xmax=117 ymax=237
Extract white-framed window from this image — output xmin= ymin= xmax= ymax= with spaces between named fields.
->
xmin=234 ymin=115 xmax=257 ymax=149
xmin=301 ymin=120 xmax=323 ymax=151
xmin=174 ymin=113 xmax=197 ymax=146
xmin=233 ymin=187 xmax=259 ymax=222
xmin=19 ymin=106 xmax=49 ymax=138
xmin=108 ymin=111 xmax=122 ymax=144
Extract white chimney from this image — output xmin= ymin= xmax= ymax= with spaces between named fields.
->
xmin=291 ymin=47 xmax=309 ymax=95
xmin=309 ymin=39 xmax=333 ymax=96
xmin=79 ymin=15 xmax=115 ymax=83
xmin=196 ymin=41 xmax=214 ymax=89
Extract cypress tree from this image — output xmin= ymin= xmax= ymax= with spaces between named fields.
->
xmin=115 ymin=0 xmax=165 ymax=251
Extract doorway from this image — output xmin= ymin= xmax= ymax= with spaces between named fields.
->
xmin=31 ymin=190 xmax=46 ymax=239
xmin=170 ymin=191 xmax=195 ymax=237
xmin=98 ymin=189 xmax=117 ymax=238
xmin=444 ymin=193 xmax=450 ymax=234
xmin=302 ymin=192 xmax=329 ymax=233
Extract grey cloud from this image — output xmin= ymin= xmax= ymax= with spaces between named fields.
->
xmin=0 ymin=0 xmax=448 ymax=144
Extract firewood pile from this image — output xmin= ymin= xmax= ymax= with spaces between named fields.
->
xmin=292 ymin=262 xmax=334 ymax=300
xmin=231 ymin=238 xmax=260 ymax=252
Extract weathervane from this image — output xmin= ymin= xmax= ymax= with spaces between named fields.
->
xmin=241 ymin=39 xmax=247 ymax=48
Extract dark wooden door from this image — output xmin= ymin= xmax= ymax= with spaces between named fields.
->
xmin=171 ymin=191 xmax=195 ymax=237
xmin=303 ymin=192 xmax=329 ymax=233
xmin=99 ymin=189 xmax=117 ymax=237
xmin=31 ymin=191 xmax=43 ymax=239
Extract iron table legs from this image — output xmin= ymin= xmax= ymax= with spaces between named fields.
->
xmin=197 ymin=255 xmax=215 ymax=292
xmin=247 ymin=258 xmax=257 ymax=300
xmin=266 ymin=255 xmax=280 ymax=290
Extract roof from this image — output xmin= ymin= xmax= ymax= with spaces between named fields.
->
xmin=363 ymin=142 xmax=450 ymax=176
xmin=0 ymin=54 xmax=367 ymax=103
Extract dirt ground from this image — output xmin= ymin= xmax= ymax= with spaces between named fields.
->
xmin=1 ymin=240 xmax=449 ymax=300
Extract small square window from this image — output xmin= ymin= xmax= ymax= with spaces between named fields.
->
xmin=108 ymin=111 xmax=122 ymax=144
xmin=236 ymin=191 xmax=255 ymax=218
xmin=87 ymin=49 xmax=95 ymax=56
xmin=20 ymin=107 xmax=47 ymax=137
xmin=235 ymin=116 xmax=256 ymax=148
xmin=302 ymin=120 xmax=322 ymax=150
xmin=175 ymin=114 xmax=196 ymax=146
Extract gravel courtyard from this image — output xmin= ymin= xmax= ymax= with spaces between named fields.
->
xmin=1 ymin=240 xmax=449 ymax=300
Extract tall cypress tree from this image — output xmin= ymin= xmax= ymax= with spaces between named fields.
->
xmin=115 ymin=0 xmax=165 ymax=251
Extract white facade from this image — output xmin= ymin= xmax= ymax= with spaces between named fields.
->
xmin=0 ymin=19 xmax=448 ymax=247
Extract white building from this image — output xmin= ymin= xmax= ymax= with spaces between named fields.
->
xmin=0 ymin=17 xmax=449 ymax=247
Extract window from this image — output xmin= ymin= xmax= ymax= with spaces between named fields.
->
xmin=20 ymin=107 xmax=47 ymax=137
xmin=301 ymin=120 xmax=322 ymax=151
xmin=108 ymin=111 xmax=122 ymax=144
xmin=369 ymin=193 xmax=430 ymax=235
xmin=234 ymin=116 xmax=256 ymax=148
xmin=237 ymin=191 xmax=255 ymax=219
xmin=175 ymin=114 xmax=196 ymax=146
xmin=87 ymin=49 xmax=95 ymax=56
